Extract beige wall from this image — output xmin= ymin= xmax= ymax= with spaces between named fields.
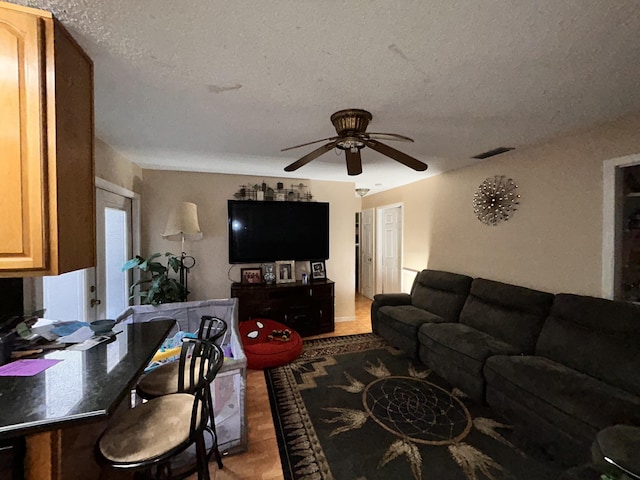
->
xmin=363 ymin=113 xmax=640 ymax=296
xmin=95 ymin=138 xmax=143 ymax=193
xmin=140 ymin=170 xmax=358 ymax=319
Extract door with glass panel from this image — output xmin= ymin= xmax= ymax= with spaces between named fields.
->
xmin=95 ymin=188 xmax=132 ymax=320
xmin=41 ymin=188 xmax=132 ymax=321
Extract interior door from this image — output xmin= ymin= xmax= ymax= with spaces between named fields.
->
xmin=380 ymin=205 xmax=402 ymax=293
xmin=95 ymin=188 xmax=132 ymax=320
xmin=359 ymin=208 xmax=375 ymax=299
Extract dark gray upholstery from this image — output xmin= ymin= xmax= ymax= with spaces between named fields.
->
xmin=371 ymin=293 xmax=411 ymax=333
xmin=459 ymin=278 xmax=554 ymax=352
xmin=418 ymin=323 xmax=521 ymax=400
xmin=419 ymin=278 xmax=553 ymax=401
xmin=410 ymin=269 xmax=473 ymax=321
xmin=536 ymin=294 xmax=640 ymax=396
xmin=372 ymin=270 xmax=472 ymax=357
xmin=484 ymin=294 xmax=640 ymax=465
xmin=378 ymin=306 xmax=447 ymax=355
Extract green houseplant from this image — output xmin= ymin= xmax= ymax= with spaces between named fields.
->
xmin=123 ymin=252 xmax=187 ymax=305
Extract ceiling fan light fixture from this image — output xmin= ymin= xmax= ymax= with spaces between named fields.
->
xmin=355 ymin=188 xmax=370 ymax=197
xmin=336 ymin=136 xmax=366 ymax=151
xmin=330 ymin=109 xmax=372 ymax=135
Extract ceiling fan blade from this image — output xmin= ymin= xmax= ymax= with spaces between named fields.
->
xmin=284 ymin=142 xmax=335 ymax=172
xmin=364 ymin=139 xmax=428 ymax=171
xmin=346 ymin=150 xmax=362 ymax=176
xmin=365 ymin=132 xmax=414 ymax=143
xmin=281 ymin=136 xmax=338 ymax=152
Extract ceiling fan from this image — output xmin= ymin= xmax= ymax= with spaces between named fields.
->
xmin=282 ymin=109 xmax=428 ymax=176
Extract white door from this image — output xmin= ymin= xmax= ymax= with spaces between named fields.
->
xmin=39 ymin=187 xmax=133 ymax=322
xmin=380 ymin=205 xmax=402 ymax=293
xmin=359 ymin=208 xmax=375 ymax=299
xmin=95 ymin=188 xmax=133 ymax=319
xmin=41 ymin=268 xmax=96 ymax=322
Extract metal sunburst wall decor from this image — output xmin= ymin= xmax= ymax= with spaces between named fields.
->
xmin=473 ymin=175 xmax=520 ymax=226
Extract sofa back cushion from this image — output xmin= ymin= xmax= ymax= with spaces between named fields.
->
xmin=410 ymin=270 xmax=472 ymax=322
xmin=536 ymin=293 xmax=640 ymax=396
xmin=459 ymin=278 xmax=554 ymax=352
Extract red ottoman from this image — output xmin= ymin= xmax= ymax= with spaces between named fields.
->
xmin=239 ymin=319 xmax=303 ymax=369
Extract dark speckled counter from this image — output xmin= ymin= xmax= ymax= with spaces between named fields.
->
xmin=0 ymin=319 xmax=174 ymax=439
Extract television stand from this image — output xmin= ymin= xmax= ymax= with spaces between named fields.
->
xmin=230 ymin=280 xmax=335 ymax=337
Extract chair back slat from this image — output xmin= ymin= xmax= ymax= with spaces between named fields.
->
xmin=198 ymin=315 xmax=228 ymax=343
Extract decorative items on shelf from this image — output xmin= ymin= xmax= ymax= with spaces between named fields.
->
xmin=310 ymin=260 xmax=326 ymax=281
xmin=262 ymin=263 xmax=276 ymax=284
xmin=275 ymin=260 xmax=295 ymax=283
xmin=241 ymin=267 xmax=262 ymax=284
xmin=233 ymin=181 xmax=313 ymax=201
xmin=472 ymin=175 xmax=520 ymax=226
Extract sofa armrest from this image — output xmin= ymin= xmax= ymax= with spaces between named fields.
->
xmin=373 ymin=293 xmax=412 ymax=307
xmin=371 ymin=293 xmax=412 ymax=333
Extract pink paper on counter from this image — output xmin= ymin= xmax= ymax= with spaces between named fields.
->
xmin=0 ymin=359 xmax=62 ymax=376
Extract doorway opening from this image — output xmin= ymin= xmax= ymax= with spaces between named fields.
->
xmin=603 ymin=153 xmax=640 ymax=302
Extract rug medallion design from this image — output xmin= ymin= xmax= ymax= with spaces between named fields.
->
xmin=265 ymin=334 xmax=561 ymax=480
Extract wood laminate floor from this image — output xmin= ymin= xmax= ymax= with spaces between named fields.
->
xmin=203 ymin=293 xmax=373 ymax=480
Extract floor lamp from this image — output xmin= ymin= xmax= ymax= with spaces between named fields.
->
xmin=162 ymin=202 xmax=203 ymax=301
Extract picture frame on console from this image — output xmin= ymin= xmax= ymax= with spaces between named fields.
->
xmin=310 ymin=260 xmax=326 ymax=281
xmin=241 ymin=267 xmax=262 ymax=284
xmin=276 ymin=260 xmax=295 ymax=284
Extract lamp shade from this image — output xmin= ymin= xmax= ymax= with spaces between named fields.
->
xmin=162 ymin=202 xmax=203 ymax=241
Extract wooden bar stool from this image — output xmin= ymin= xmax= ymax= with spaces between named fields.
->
xmin=96 ymin=338 xmax=224 ymax=479
xmin=136 ymin=316 xmax=228 ymax=469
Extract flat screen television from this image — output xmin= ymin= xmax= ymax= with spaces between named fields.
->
xmin=228 ymin=200 xmax=329 ymax=263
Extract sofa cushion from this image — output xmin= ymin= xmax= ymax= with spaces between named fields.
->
xmin=484 ymin=355 xmax=640 ymax=439
xmin=371 ymin=293 xmax=412 ymax=333
xmin=536 ymin=294 xmax=640 ymax=396
xmin=378 ymin=305 xmax=447 ymax=357
xmin=379 ymin=305 xmax=446 ymax=335
xmin=459 ymin=278 xmax=554 ymax=353
xmin=418 ymin=322 xmax=521 ymax=401
xmin=410 ymin=270 xmax=472 ymax=322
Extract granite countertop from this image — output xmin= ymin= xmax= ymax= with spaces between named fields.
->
xmin=0 ymin=319 xmax=174 ymax=439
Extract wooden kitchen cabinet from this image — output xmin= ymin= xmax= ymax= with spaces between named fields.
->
xmin=0 ymin=2 xmax=95 ymax=277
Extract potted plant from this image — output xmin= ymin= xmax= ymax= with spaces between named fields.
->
xmin=123 ymin=253 xmax=187 ymax=305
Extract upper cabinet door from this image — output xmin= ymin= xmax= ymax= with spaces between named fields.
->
xmin=0 ymin=2 xmax=95 ymax=277
xmin=0 ymin=8 xmax=47 ymax=271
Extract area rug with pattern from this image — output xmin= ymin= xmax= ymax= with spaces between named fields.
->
xmin=265 ymin=333 xmax=564 ymax=480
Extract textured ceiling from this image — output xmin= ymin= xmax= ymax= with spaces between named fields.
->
xmin=11 ymin=0 xmax=640 ymax=193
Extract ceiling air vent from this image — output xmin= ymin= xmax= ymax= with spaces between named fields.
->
xmin=472 ymin=147 xmax=514 ymax=160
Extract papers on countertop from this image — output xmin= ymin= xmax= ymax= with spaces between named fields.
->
xmin=55 ymin=326 xmax=94 ymax=344
xmin=19 ymin=319 xmax=117 ymax=350
xmin=0 ymin=359 xmax=62 ymax=376
xmin=51 ymin=322 xmax=89 ymax=337
xmin=30 ymin=319 xmax=94 ymax=344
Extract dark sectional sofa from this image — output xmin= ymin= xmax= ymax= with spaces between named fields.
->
xmin=371 ymin=269 xmax=640 ymax=470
